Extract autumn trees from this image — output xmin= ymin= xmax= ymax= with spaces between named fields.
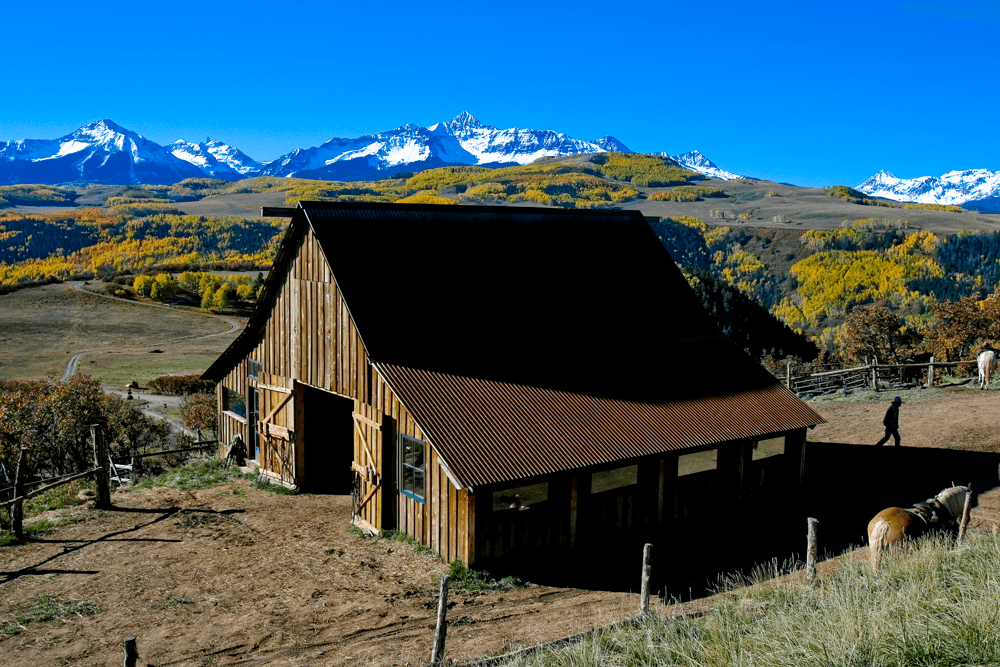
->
xmin=0 ymin=375 xmax=171 ymax=482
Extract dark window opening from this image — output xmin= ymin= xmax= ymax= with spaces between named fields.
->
xmin=247 ymin=386 xmax=259 ymax=461
xmin=248 ymin=359 xmax=263 ymax=381
xmin=223 ymin=387 xmax=246 ymax=418
xmin=400 ymin=435 xmax=426 ymax=502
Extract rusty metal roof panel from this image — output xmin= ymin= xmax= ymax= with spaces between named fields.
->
xmin=376 ymin=360 xmax=826 ymax=490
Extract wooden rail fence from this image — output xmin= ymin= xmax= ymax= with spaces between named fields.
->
xmin=784 ymin=358 xmax=978 ymax=396
xmin=2 ymin=425 xmax=112 ymax=539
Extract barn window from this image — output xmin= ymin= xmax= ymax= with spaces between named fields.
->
xmin=223 ymin=387 xmax=246 ymax=419
xmin=678 ymin=449 xmax=717 ymax=476
xmin=753 ymin=436 xmax=785 ymax=461
xmin=247 ymin=359 xmax=262 ymax=381
xmin=492 ymin=481 xmax=548 ymax=511
xmin=591 ymin=465 xmax=638 ymax=494
xmin=400 ymin=435 xmax=426 ymax=502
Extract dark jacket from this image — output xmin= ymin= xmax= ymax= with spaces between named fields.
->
xmin=883 ymin=404 xmax=900 ymax=430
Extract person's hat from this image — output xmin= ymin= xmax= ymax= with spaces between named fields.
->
xmin=893 ymin=396 xmax=903 ymax=404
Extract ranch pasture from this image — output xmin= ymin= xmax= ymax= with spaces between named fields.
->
xmin=0 ymin=281 xmax=244 ymax=386
xmin=3 ymin=283 xmax=1000 ymax=665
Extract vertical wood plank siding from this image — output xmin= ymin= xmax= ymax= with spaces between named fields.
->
xmin=215 ymin=227 xmax=472 ymax=564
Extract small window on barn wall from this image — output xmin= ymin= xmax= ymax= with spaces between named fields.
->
xmin=223 ymin=387 xmax=246 ymax=419
xmin=492 ymin=481 xmax=548 ymax=511
xmin=678 ymin=449 xmax=717 ymax=476
xmin=400 ymin=435 xmax=426 ymax=502
xmin=247 ymin=359 xmax=262 ymax=381
xmin=753 ymin=435 xmax=785 ymax=461
xmin=591 ymin=464 xmax=638 ymax=494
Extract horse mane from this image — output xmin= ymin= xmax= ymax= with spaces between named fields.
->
xmin=934 ymin=486 xmax=969 ymax=522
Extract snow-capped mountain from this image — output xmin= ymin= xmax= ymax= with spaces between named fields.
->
xmin=260 ymin=112 xmax=634 ymax=179
xmin=1 ymin=114 xmax=743 ymax=188
xmin=0 ymin=119 xmax=205 ymax=185
xmin=857 ymin=169 xmax=1000 ymax=208
xmin=169 ymin=139 xmax=262 ymax=178
xmin=662 ymin=150 xmax=743 ymax=181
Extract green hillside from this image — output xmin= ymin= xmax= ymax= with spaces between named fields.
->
xmin=3 ymin=154 xmax=1000 ymax=370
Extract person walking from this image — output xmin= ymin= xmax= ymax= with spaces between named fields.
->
xmin=875 ymin=396 xmax=903 ymax=447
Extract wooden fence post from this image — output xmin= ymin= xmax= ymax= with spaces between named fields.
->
xmin=958 ymin=485 xmax=973 ymax=545
xmin=430 ymin=574 xmax=450 ymax=666
xmin=123 ymin=636 xmax=138 ymax=667
xmin=872 ymin=358 xmax=880 ymax=392
xmin=91 ymin=425 xmax=111 ymax=509
xmin=639 ymin=543 xmax=653 ymax=615
xmin=12 ymin=447 xmax=27 ymax=540
xmin=927 ymin=356 xmax=935 ymax=388
xmin=805 ymin=517 xmax=818 ymax=585
xmin=786 ymin=359 xmax=792 ymax=389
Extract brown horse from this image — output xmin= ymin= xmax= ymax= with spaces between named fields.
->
xmin=867 ymin=485 xmax=970 ymax=569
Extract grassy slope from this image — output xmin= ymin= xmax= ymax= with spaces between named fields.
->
xmin=504 ymin=531 xmax=1000 ymax=666
xmin=0 ymin=282 xmax=241 ymax=382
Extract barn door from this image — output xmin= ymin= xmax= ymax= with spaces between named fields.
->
xmin=351 ymin=401 xmax=384 ymax=532
xmin=257 ymin=373 xmax=297 ymax=486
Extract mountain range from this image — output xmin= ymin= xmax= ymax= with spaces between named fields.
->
xmin=857 ymin=169 xmax=1000 ymax=211
xmin=0 ymin=114 xmax=737 ymax=186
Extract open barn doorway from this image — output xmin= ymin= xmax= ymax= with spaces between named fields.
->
xmin=302 ymin=385 xmax=355 ymax=494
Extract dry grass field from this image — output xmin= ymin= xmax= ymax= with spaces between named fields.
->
xmin=624 ymin=176 xmax=1000 ymax=233
xmin=0 ymin=282 xmax=242 ymax=385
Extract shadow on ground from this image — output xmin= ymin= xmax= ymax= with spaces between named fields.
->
xmin=483 ymin=444 xmax=1000 ymax=600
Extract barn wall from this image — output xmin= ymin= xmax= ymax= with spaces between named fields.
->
xmin=370 ymin=373 xmax=471 ymax=565
xmin=260 ymin=226 xmax=370 ymax=399
xmin=212 ymin=225 xmax=472 ymax=563
xmin=217 ymin=359 xmax=249 ymax=458
xmin=472 ymin=430 xmax=808 ymax=567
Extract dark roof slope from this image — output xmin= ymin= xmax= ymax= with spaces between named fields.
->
xmin=301 ymin=202 xmax=719 ymax=398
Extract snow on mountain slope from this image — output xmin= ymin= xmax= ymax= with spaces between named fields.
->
xmin=0 ymin=119 xmax=204 ymax=185
xmin=261 ymin=113 xmax=622 ymax=179
xmin=857 ymin=168 xmax=1000 ymax=206
xmin=666 ymin=150 xmax=743 ymax=180
xmin=0 ymin=115 xmax=738 ymax=187
xmin=170 ymin=139 xmax=262 ymax=177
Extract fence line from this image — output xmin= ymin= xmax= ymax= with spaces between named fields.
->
xmin=786 ymin=358 xmax=979 ymax=396
xmin=0 ymin=467 xmax=102 ymax=511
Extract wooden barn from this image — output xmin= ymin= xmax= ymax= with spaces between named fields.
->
xmin=202 ymin=202 xmax=824 ymax=567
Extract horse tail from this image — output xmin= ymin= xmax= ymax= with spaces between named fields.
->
xmin=869 ymin=518 xmax=891 ymax=570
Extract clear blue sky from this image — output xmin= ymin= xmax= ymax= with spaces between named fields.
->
xmin=3 ymin=1 xmax=998 ymax=187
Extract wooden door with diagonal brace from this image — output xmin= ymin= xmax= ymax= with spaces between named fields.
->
xmin=258 ymin=373 xmax=297 ymax=486
xmin=352 ymin=400 xmax=387 ymax=532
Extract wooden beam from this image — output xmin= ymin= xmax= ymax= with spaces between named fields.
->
xmin=261 ymin=207 xmax=296 ymax=218
xmin=260 ymin=390 xmax=293 ymax=427
xmin=351 ymin=412 xmax=382 ymax=431
xmin=355 ymin=484 xmax=380 ymax=513
xmin=353 ymin=417 xmax=378 ymax=477
xmin=257 ymin=383 xmax=293 ymax=394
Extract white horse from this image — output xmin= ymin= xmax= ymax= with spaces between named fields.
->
xmin=978 ymin=349 xmax=997 ymax=390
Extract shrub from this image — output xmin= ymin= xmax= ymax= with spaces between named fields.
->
xmin=148 ymin=374 xmax=215 ymax=396
xmin=904 ymin=202 xmax=964 ymax=212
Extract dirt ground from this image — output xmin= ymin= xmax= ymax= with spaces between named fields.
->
xmin=3 ymin=385 xmax=1000 ymax=667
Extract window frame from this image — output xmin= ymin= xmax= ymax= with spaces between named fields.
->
xmin=399 ymin=434 xmax=427 ymax=503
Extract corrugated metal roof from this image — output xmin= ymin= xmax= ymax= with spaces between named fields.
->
xmin=376 ymin=351 xmax=825 ymax=490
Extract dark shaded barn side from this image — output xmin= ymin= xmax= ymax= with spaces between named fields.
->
xmin=203 ymin=202 xmax=825 ymax=570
